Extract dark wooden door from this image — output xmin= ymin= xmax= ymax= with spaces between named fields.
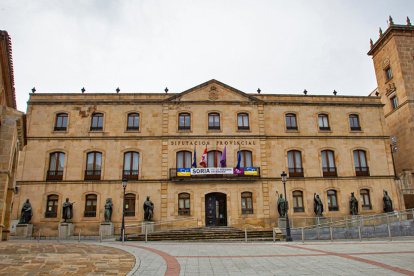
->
xmin=205 ymin=194 xmax=216 ymax=226
xmin=205 ymin=193 xmax=227 ymax=226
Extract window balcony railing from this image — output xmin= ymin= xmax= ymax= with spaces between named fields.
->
xmin=237 ymin=126 xmax=250 ymax=130
xmin=178 ymin=209 xmax=190 ymax=215
xmin=355 ymin=167 xmax=370 ymax=176
xmin=125 ymin=210 xmax=136 ymax=217
xmin=84 ymin=170 xmax=101 ymax=180
xmin=90 ymin=126 xmax=103 ymax=131
xmin=328 ymin=206 xmax=339 ymax=211
xmin=293 ymin=207 xmax=305 ymax=213
xmin=170 ymin=167 xmax=260 ymax=181
xmin=322 ymin=167 xmax=337 ymax=177
xmin=286 ymin=126 xmax=298 ymax=130
xmin=126 ymin=126 xmax=139 ymax=131
xmin=242 ymin=209 xmax=254 ymax=215
xmin=178 ymin=125 xmax=191 ymax=130
xmin=123 ymin=170 xmax=139 ymax=180
xmin=84 ymin=210 xmax=96 ymax=217
xmin=208 ymin=125 xmax=220 ymax=130
xmin=288 ymin=168 xmax=304 ymax=177
xmin=46 ymin=170 xmax=63 ymax=181
xmin=350 ymin=126 xmax=361 ymax=131
xmin=45 ymin=211 xmax=57 ymax=218
xmin=53 ymin=126 xmax=67 ymax=131
xmin=319 ymin=126 xmax=331 ymax=131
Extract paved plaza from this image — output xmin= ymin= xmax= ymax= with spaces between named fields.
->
xmin=1 ymin=240 xmax=414 ymax=275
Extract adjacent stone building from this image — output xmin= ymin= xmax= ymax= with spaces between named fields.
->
xmin=0 ymin=30 xmax=25 ymax=240
xmin=368 ymin=17 xmax=414 ymax=209
xmin=11 ymin=79 xmax=402 ymax=236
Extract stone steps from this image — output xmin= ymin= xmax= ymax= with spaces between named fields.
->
xmin=126 ymin=227 xmax=284 ymax=241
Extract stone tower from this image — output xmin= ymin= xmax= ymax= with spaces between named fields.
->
xmin=368 ymin=16 xmax=414 ymax=208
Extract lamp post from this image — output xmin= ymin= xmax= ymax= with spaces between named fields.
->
xmin=121 ymin=176 xmax=127 ymax=242
xmin=281 ymin=171 xmax=293 ymax=242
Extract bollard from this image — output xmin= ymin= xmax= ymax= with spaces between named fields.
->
xmin=330 ymin=226 xmax=333 ymax=242
xmin=78 ymin=230 xmax=81 ymax=242
xmin=358 ymin=226 xmax=362 ymax=241
xmin=273 ymin=228 xmax=275 ymax=243
xmin=387 ymin=214 xmax=392 ymax=240
xmin=99 ymin=230 xmax=102 ymax=243
xmin=244 ymin=228 xmax=247 ymax=243
xmin=301 ymin=228 xmax=304 ymax=243
xmin=145 ymin=226 xmax=148 ymax=243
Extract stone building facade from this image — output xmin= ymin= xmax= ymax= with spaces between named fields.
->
xmin=368 ymin=17 xmax=414 ymax=208
xmin=12 ymin=79 xmax=402 ymax=236
xmin=0 ymin=30 xmax=25 ymax=240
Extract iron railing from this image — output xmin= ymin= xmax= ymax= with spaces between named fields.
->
xmin=46 ymin=170 xmax=63 ymax=181
xmin=355 ymin=166 xmax=370 ymax=176
xmin=84 ymin=170 xmax=101 ymax=180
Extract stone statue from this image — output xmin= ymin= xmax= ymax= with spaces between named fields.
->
xmin=383 ymin=190 xmax=393 ymax=213
xmin=313 ymin=193 xmax=323 ymax=217
xmin=350 ymin=192 xmax=359 ymax=215
xmin=277 ymin=194 xmax=287 ymax=218
xmin=62 ymin=198 xmax=74 ymax=222
xmin=104 ymin=198 xmax=113 ymax=222
xmin=143 ymin=196 xmax=154 ymax=221
xmin=18 ymin=199 xmax=33 ymax=224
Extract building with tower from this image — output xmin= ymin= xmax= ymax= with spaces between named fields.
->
xmin=368 ymin=16 xmax=414 ymax=209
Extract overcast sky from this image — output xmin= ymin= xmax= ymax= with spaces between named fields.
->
xmin=1 ymin=0 xmax=413 ymax=111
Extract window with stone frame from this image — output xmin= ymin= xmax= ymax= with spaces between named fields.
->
xmin=241 ymin=192 xmax=253 ymax=214
xmin=349 ymin=114 xmax=361 ymax=131
xmin=208 ymin=113 xmax=220 ymax=130
xmin=176 ymin=151 xmax=192 ymax=168
xmin=390 ymin=96 xmax=398 ymax=110
xmin=318 ymin=114 xmax=330 ymax=131
xmin=360 ymin=189 xmax=372 ymax=210
xmin=45 ymin=194 xmax=59 ymax=218
xmin=47 ymin=152 xmax=65 ymax=181
xmin=124 ymin=193 xmax=136 ymax=217
xmin=327 ymin=190 xmax=339 ymax=211
xmin=85 ymin=151 xmax=102 ymax=180
xmin=292 ymin=190 xmax=304 ymax=212
xmin=207 ymin=150 xmax=222 ymax=167
xmin=90 ymin=113 xmax=103 ymax=131
xmin=123 ymin=151 xmax=139 ymax=180
xmin=178 ymin=113 xmax=191 ymax=130
xmin=127 ymin=113 xmax=140 ymax=131
xmin=385 ymin=66 xmax=393 ymax=81
xmin=178 ymin=193 xmax=190 ymax=215
xmin=285 ymin=113 xmax=298 ymax=130
xmin=321 ymin=150 xmax=337 ymax=177
xmin=237 ymin=113 xmax=249 ymax=130
xmin=353 ymin=150 xmax=369 ymax=176
xmin=84 ymin=194 xmax=97 ymax=217
xmin=54 ymin=113 xmax=68 ymax=131
xmin=287 ymin=150 xmax=304 ymax=177
xmin=239 ymin=150 xmax=253 ymax=168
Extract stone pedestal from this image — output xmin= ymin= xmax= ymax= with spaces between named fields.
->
xmin=99 ymin=222 xmax=114 ymax=236
xmin=314 ymin=216 xmax=328 ymax=226
xmin=278 ymin=218 xmax=288 ymax=229
xmin=16 ymin=224 xmax=33 ymax=238
xmin=141 ymin=221 xmax=155 ymax=234
xmin=58 ymin=223 xmax=74 ymax=239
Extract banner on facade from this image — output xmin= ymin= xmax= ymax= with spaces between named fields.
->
xmin=191 ymin=167 xmax=234 ymax=175
xmin=177 ymin=167 xmax=259 ymax=176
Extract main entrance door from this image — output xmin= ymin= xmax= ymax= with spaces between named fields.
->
xmin=205 ymin=193 xmax=227 ymax=226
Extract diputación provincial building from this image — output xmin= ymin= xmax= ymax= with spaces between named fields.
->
xmin=12 ymin=79 xmax=402 ymax=235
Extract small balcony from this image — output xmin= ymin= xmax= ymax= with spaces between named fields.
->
xmin=288 ymin=168 xmax=304 ymax=177
xmin=84 ymin=170 xmax=101 ymax=180
xmin=53 ymin=126 xmax=67 ymax=131
xmin=46 ymin=170 xmax=63 ymax=181
xmin=126 ymin=126 xmax=139 ymax=131
xmin=90 ymin=126 xmax=103 ymax=131
xmin=355 ymin=167 xmax=370 ymax=177
xmin=322 ymin=167 xmax=337 ymax=177
xmin=123 ymin=170 xmax=139 ymax=180
xmin=319 ymin=126 xmax=331 ymax=131
xmin=170 ymin=167 xmax=260 ymax=181
xmin=350 ymin=126 xmax=361 ymax=131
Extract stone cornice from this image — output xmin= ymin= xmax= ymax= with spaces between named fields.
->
xmin=368 ymin=24 xmax=414 ymax=56
xmin=0 ymin=30 xmax=16 ymax=109
xmin=26 ymin=135 xmax=390 ymax=141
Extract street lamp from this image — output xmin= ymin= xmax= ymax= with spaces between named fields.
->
xmin=121 ymin=176 xmax=127 ymax=242
xmin=281 ymin=171 xmax=293 ymax=242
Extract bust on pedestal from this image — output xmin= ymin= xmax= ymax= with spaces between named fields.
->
xmin=16 ymin=199 xmax=33 ymax=238
xmin=59 ymin=198 xmax=74 ymax=239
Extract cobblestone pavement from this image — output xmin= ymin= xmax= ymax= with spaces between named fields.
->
xmin=0 ymin=241 xmax=135 ymax=275
xmin=105 ymin=240 xmax=414 ymax=276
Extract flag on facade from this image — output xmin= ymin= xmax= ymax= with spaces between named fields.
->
xmin=220 ymin=145 xmax=227 ymax=167
xmin=236 ymin=150 xmax=241 ymax=169
xmin=192 ymin=147 xmax=197 ymax=168
xmin=199 ymin=147 xmax=207 ymax=168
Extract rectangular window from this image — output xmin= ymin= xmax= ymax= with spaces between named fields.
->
xmin=285 ymin=114 xmax=298 ymax=130
xmin=385 ymin=67 xmax=393 ymax=81
xmin=90 ymin=113 xmax=103 ymax=131
xmin=390 ymin=96 xmax=398 ymax=110
xmin=208 ymin=113 xmax=220 ymax=130
xmin=318 ymin=114 xmax=330 ymax=131
xmin=54 ymin=113 xmax=68 ymax=131
xmin=237 ymin=113 xmax=249 ymax=130
xmin=349 ymin=114 xmax=361 ymax=131
xmin=178 ymin=113 xmax=191 ymax=130
xmin=241 ymin=192 xmax=253 ymax=214
xmin=293 ymin=191 xmax=304 ymax=212
xmin=127 ymin=113 xmax=140 ymax=130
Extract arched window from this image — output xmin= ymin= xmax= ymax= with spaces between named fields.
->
xmin=292 ymin=190 xmax=304 ymax=212
xmin=127 ymin=113 xmax=140 ymax=131
xmin=285 ymin=113 xmax=297 ymax=130
xmin=176 ymin=151 xmax=192 ymax=168
xmin=178 ymin=113 xmax=191 ymax=130
xmin=47 ymin=152 xmax=65 ymax=181
xmin=349 ymin=114 xmax=361 ymax=131
xmin=45 ymin=194 xmax=59 ymax=218
xmin=85 ymin=151 xmax=102 ymax=180
xmin=54 ymin=113 xmax=68 ymax=131
xmin=321 ymin=150 xmax=337 ymax=177
xmin=327 ymin=190 xmax=338 ymax=211
xmin=318 ymin=114 xmax=330 ymax=130
xmin=178 ymin=193 xmax=190 ymax=215
xmin=241 ymin=192 xmax=253 ymax=214
xmin=84 ymin=194 xmax=97 ymax=217
xmin=208 ymin=113 xmax=220 ymax=130
xmin=360 ymin=189 xmax=372 ymax=210
xmin=207 ymin=150 xmax=222 ymax=167
xmin=125 ymin=193 xmax=136 ymax=217
xmin=353 ymin=150 xmax=369 ymax=176
xmin=287 ymin=150 xmax=303 ymax=177
xmin=90 ymin=113 xmax=104 ymax=131
xmin=237 ymin=113 xmax=249 ymax=130
xmin=123 ymin=151 xmax=139 ymax=180
xmin=239 ymin=150 xmax=253 ymax=168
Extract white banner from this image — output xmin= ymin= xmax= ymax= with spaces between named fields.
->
xmin=191 ymin=167 xmax=234 ymax=175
